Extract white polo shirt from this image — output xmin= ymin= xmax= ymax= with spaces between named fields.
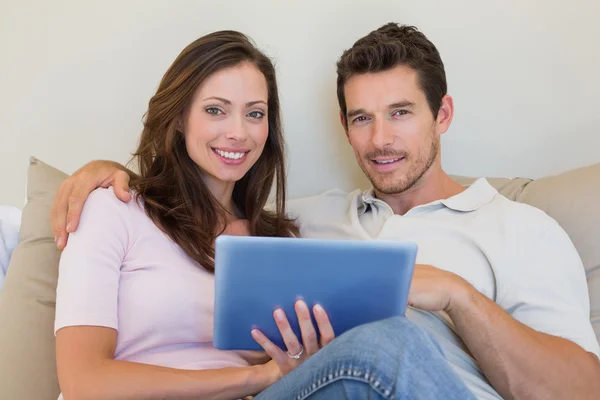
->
xmin=286 ymin=178 xmax=600 ymax=399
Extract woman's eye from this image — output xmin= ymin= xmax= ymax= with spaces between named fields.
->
xmin=248 ymin=111 xmax=265 ymax=119
xmin=206 ymin=107 xmax=223 ymax=115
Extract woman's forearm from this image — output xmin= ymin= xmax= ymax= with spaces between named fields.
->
xmin=60 ymin=359 xmax=273 ymax=400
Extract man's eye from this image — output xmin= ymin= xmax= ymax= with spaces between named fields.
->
xmin=206 ymin=107 xmax=223 ymax=115
xmin=353 ymin=116 xmax=369 ymax=123
xmin=393 ymin=110 xmax=409 ymax=116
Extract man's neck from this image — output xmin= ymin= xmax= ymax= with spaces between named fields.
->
xmin=375 ymin=166 xmax=464 ymax=215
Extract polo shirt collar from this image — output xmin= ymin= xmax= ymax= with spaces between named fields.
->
xmin=357 ymin=178 xmax=498 ymax=214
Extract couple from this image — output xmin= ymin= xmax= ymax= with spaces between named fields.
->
xmin=51 ymin=23 xmax=600 ymax=399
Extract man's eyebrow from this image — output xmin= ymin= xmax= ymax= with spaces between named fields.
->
xmin=347 ymin=108 xmax=367 ymax=119
xmin=388 ymin=100 xmax=415 ymax=109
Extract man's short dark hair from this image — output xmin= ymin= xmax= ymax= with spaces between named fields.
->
xmin=336 ymin=23 xmax=447 ymax=124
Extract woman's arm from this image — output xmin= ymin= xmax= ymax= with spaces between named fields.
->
xmin=57 ymin=298 xmax=335 ymax=400
xmin=56 ymin=326 xmax=275 ymax=400
xmin=54 ymin=189 xmax=275 ymax=399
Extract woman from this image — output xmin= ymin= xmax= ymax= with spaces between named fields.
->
xmin=54 ymin=30 xmax=334 ymax=400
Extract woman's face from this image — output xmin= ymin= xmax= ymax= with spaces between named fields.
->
xmin=183 ymin=62 xmax=269 ymax=195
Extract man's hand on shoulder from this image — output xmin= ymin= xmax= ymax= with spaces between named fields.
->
xmin=51 ymin=160 xmax=135 ymax=250
xmin=408 ymin=264 xmax=475 ymax=313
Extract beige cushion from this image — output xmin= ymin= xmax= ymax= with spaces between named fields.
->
xmin=0 ymin=157 xmax=67 ymax=400
xmin=453 ymin=162 xmax=600 ymax=344
xmin=518 ymin=164 xmax=600 ymax=344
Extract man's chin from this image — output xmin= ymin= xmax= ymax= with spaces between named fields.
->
xmin=368 ymin=178 xmax=402 ymax=195
xmin=366 ymin=172 xmax=414 ymax=195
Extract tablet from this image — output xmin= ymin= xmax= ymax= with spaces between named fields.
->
xmin=213 ymin=235 xmax=418 ymax=351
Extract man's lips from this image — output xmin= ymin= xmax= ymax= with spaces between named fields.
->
xmin=369 ymin=155 xmax=406 ymax=171
xmin=371 ymin=156 xmax=405 ymax=165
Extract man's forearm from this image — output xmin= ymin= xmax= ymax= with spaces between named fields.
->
xmin=448 ymin=285 xmax=600 ymax=400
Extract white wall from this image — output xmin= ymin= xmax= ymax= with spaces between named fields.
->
xmin=1 ymin=0 xmax=599 ymax=208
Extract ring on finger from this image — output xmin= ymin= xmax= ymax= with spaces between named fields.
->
xmin=287 ymin=343 xmax=304 ymax=359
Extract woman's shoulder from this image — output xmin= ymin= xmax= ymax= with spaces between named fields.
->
xmin=77 ymin=187 xmax=154 ymax=245
xmin=84 ymin=187 xmax=145 ymax=218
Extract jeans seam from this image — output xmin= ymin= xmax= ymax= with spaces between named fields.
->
xmin=294 ymin=366 xmax=394 ymax=400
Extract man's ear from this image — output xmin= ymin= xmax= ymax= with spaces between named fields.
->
xmin=435 ymin=94 xmax=454 ymax=135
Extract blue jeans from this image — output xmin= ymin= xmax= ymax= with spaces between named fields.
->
xmin=255 ymin=316 xmax=476 ymax=400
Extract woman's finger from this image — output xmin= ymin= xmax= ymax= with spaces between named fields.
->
xmin=313 ymin=304 xmax=335 ymax=347
xmin=251 ymin=329 xmax=287 ymax=366
xmin=273 ymin=308 xmax=303 ymax=358
xmin=295 ymin=300 xmax=319 ymax=355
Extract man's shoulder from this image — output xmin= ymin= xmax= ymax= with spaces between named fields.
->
xmin=486 ymin=193 xmax=571 ymax=249
xmin=487 ymin=191 xmax=558 ymax=229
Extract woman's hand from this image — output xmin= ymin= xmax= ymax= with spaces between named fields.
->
xmin=251 ymin=299 xmax=335 ymax=380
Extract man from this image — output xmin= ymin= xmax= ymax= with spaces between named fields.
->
xmin=51 ymin=23 xmax=600 ymax=398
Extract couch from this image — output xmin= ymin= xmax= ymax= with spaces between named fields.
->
xmin=0 ymin=157 xmax=598 ymax=399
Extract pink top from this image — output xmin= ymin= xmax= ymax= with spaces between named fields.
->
xmin=54 ymin=187 xmax=248 ymax=370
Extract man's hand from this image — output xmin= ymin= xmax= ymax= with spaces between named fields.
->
xmin=409 ymin=264 xmax=600 ymax=399
xmin=51 ymin=160 xmax=134 ymax=250
xmin=407 ymin=264 xmax=473 ymax=313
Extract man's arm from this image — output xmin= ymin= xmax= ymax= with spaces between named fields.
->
xmin=410 ymin=213 xmax=600 ymax=400
xmin=448 ymin=281 xmax=600 ymax=400
xmin=51 ymin=160 xmax=135 ymax=249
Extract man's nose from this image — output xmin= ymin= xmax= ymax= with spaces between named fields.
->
xmin=370 ymin=118 xmax=394 ymax=148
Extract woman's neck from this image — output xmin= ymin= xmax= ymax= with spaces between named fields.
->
xmin=203 ymin=175 xmax=238 ymax=219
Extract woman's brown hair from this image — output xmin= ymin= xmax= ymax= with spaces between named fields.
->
xmin=130 ymin=30 xmax=298 ymax=272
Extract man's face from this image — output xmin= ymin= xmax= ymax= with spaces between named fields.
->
xmin=342 ymin=65 xmax=451 ymax=195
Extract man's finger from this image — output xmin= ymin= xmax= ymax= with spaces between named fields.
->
xmin=251 ymin=329 xmax=287 ymax=366
xmin=295 ymin=300 xmax=319 ymax=355
xmin=314 ymin=304 xmax=335 ymax=347
xmin=51 ymin=180 xmax=74 ymax=246
xmin=112 ymin=171 xmax=132 ymax=203
xmin=65 ymin=180 xmax=98 ymax=234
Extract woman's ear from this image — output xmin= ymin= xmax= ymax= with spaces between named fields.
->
xmin=175 ymin=118 xmax=184 ymax=133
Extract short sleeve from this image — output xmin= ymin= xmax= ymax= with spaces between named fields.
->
xmin=54 ymin=187 xmax=131 ymax=334
xmin=498 ymin=217 xmax=600 ymax=358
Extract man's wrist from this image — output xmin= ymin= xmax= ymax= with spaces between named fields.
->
xmin=446 ymin=276 xmax=479 ymax=317
xmin=108 ymin=160 xmax=138 ymax=180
